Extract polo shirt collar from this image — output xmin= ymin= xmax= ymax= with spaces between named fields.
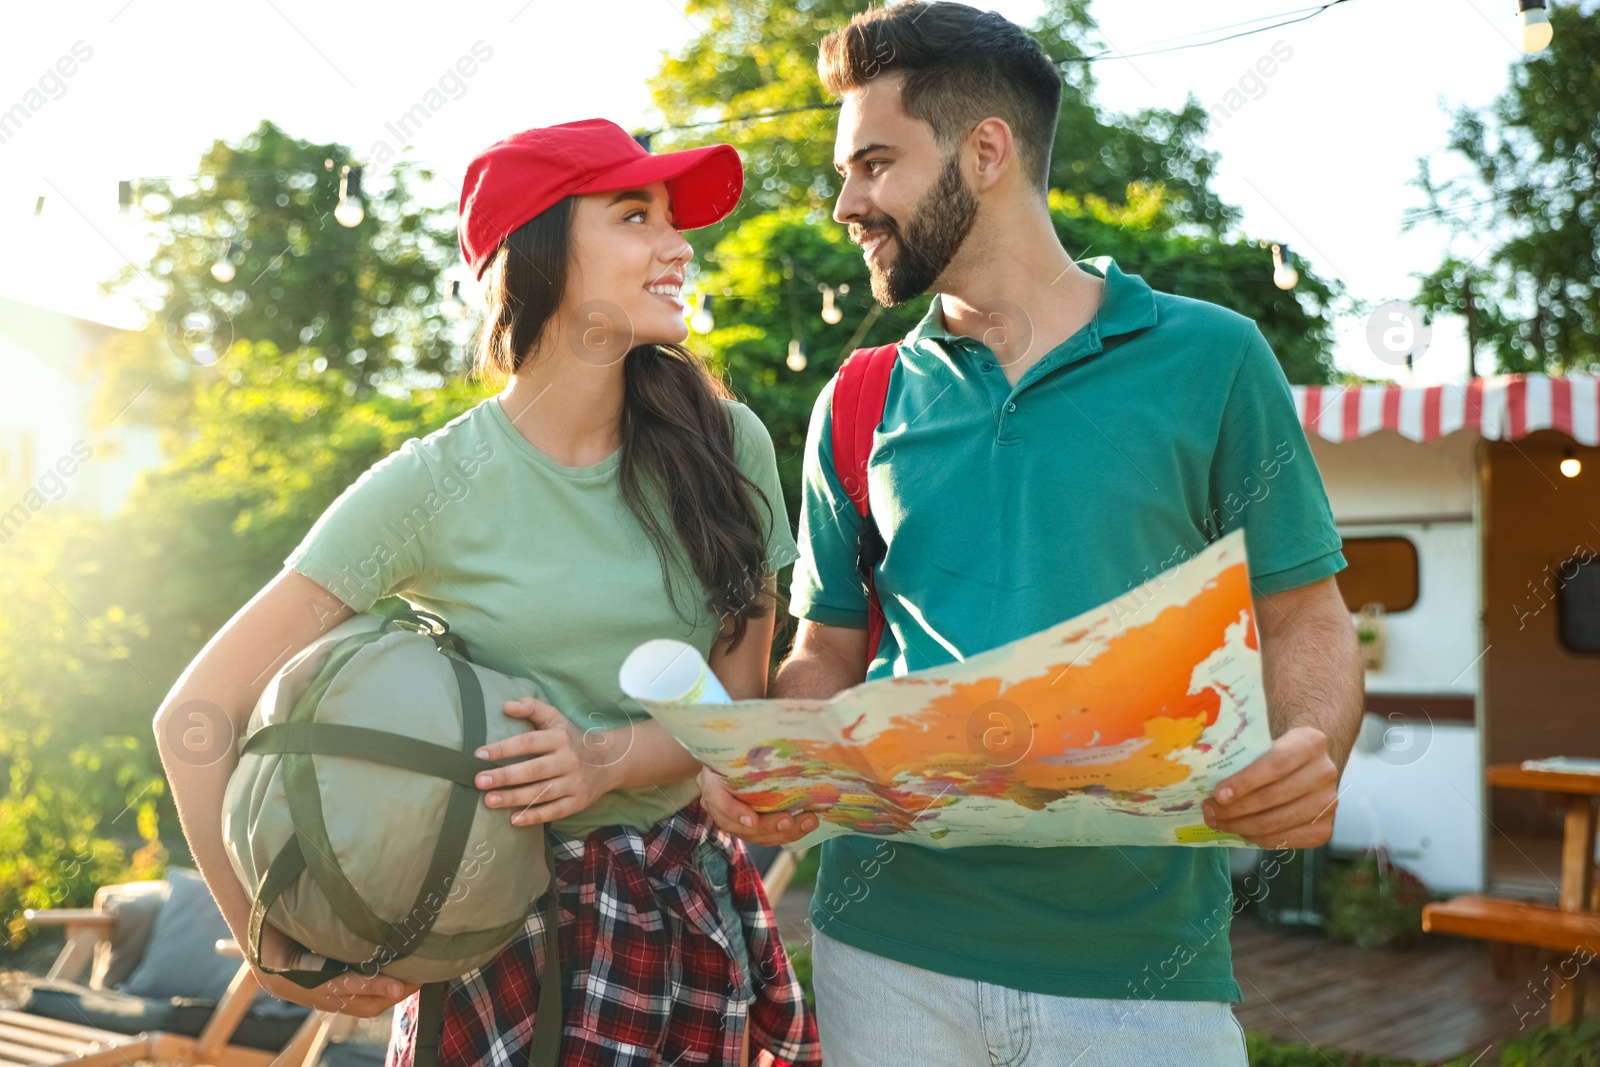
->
xmin=904 ymin=256 xmax=1159 ymax=352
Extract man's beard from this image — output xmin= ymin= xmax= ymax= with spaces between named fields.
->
xmin=865 ymin=150 xmax=980 ymax=307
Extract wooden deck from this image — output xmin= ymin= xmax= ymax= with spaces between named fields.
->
xmin=1231 ymin=912 xmax=1591 ymax=1063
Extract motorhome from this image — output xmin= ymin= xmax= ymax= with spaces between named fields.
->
xmin=1298 ymin=373 xmax=1600 ymax=899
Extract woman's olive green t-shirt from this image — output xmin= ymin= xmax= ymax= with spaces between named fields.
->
xmin=283 ymin=394 xmax=799 ymax=836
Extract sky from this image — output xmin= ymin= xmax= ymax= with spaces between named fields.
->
xmin=0 ymin=0 xmax=1567 ymax=385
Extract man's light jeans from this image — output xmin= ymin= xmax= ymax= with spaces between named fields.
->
xmin=812 ymin=928 xmax=1249 ymax=1066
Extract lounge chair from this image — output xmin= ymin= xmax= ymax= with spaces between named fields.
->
xmin=6 ymin=868 xmax=356 ymax=1067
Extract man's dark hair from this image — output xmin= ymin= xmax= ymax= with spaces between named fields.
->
xmin=818 ymin=1 xmax=1063 ymax=193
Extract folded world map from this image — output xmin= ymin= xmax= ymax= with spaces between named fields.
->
xmin=620 ymin=527 xmax=1268 ymax=849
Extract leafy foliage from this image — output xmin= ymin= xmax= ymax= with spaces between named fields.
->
xmin=94 ymin=119 xmax=468 ymax=434
xmin=1408 ymin=3 xmax=1600 ymax=374
xmin=0 ymin=512 xmax=165 ymax=947
xmin=1324 ymin=847 xmax=1431 ymax=949
xmin=647 ymin=0 xmax=1235 ymax=235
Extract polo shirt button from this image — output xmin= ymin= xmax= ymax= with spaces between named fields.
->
xmin=1005 ymin=401 xmax=1017 ymax=413
xmin=981 ymin=361 xmax=994 ymax=371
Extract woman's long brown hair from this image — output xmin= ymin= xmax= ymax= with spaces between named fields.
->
xmin=471 ymin=195 xmax=776 ymax=651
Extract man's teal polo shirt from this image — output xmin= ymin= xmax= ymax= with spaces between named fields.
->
xmin=788 ymin=257 xmax=1346 ymax=1002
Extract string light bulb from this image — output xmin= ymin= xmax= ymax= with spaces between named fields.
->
xmin=820 ymin=284 xmax=843 ymax=325
xmin=690 ymin=293 xmax=715 ymax=334
xmin=210 ymin=238 xmax=236 ymax=283
xmin=1560 ymin=449 xmax=1581 ymax=478
xmin=786 ymin=337 xmax=807 ymax=372
xmin=441 ymin=279 xmax=467 ymax=319
xmin=334 ymin=165 xmax=365 ymax=227
xmin=1518 ymin=0 xmax=1552 ymax=54
xmin=1271 ymin=243 xmax=1299 ymax=290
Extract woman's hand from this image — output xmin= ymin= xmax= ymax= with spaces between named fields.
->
xmin=474 ymin=697 xmax=619 ymax=825
xmin=697 ymin=765 xmax=818 ymax=847
xmin=252 ymin=920 xmax=419 ymax=1017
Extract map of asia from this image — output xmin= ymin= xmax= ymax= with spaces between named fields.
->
xmin=635 ymin=528 xmax=1270 ymax=849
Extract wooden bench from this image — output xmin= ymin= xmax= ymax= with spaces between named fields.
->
xmin=1421 ymin=762 xmax=1600 ymax=1025
xmin=1422 ymin=895 xmax=1600 ymax=954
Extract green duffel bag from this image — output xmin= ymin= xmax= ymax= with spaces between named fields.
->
xmin=221 ymin=608 xmax=561 ymax=1067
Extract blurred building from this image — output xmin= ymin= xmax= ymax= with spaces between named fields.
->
xmin=0 ymin=292 xmax=160 ymax=524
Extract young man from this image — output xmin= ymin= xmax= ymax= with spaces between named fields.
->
xmin=699 ymin=3 xmax=1364 ymax=1063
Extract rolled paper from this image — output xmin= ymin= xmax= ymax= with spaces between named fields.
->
xmin=619 ymin=639 xmax=731 ymax=706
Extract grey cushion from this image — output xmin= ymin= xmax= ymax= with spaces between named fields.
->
xmin=90 ymin=879 xmax=172 ymax=991
xmin=20 ymin=978 xmax=182 ymax=1034
xmin=20 ymin=978 xmax=312 ymax=1052
xmin=118 ymin=868 xmax=243 ymax=1001
xmin=319 ymin=1041 xmax=389 ymax=1067
xmin=229 ymin=995 xmax=315 ymax=1050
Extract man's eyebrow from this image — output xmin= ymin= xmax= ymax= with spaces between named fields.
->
xmin=606 ymin=188 xmax=654 ymax=206
xmin=834 ymin=143 xmax=895 ymax=175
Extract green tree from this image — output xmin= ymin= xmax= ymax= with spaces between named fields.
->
xmin=94 ymin=120 xmax=469 ymax=434
xmin=1045 ymin=186 xmax=1337 ymax=384
xmin=1409 ymin=255 xmax=1519 ymax=378
xmin=647 ymin=0 xmax=1234 ymax=238
xmin=1407 ymin=2 xmax=1600 ymax=374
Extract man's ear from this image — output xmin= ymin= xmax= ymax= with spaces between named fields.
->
xmin=968 ymin=116 xmax=1016 ymax=193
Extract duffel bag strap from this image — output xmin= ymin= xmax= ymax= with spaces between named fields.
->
xmin=527 ymin=867 xmax=562 ymax=1066
xmin=412 ymin=848 xmax=563 ymax=1067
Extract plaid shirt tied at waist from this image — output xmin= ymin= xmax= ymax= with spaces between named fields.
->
xmin=382 ymin=798 xmax=821 ymax=1067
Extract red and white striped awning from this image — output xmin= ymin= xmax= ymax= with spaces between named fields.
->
xmin=1290 ymin=373 xmax=1600 ymax=445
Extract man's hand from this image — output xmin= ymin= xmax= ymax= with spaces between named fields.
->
xmin=1201 ymin=725 xmax=1340 ymax=849
xmin=697 ymin=765 xmax=819 ymax=847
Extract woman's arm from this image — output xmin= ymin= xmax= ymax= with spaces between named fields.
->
xmin=705 ymin=574 xmax=780 ymax=701
xmin=476 ymin=576 xmax=779 ymax=824
xmin=150 ymin=567 xmax=418 ymax=1016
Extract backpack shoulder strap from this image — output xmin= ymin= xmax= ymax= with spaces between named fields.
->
xmin=829 ymin=342 xmax=900 ymax=661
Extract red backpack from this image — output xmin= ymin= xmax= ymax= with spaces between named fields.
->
xmin=828 ymin=342 xmax=901 ymax=661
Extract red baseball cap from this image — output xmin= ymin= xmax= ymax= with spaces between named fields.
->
xmin=457 ymin=118 xmax=744 ymax=281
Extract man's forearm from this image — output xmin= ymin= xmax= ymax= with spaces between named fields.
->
xmin=1257 ymin=593 xmax=1365 ymax=775
xmin=770 ymin=636 xmax=865 ymax=701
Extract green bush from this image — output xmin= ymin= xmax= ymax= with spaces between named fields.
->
xmin=1248 ymin=1021 xmax=1600 ymax=1066
xmin=1324 ymin=847 xmax=1431 ymax=949
xmin=1246 ymin=1029 xmax=1417 ymax=1065
xmin=0 ymin=776 xmax=165 ymax=950
xmin=1497 ymin=1017 xmax=1600 ymax=1066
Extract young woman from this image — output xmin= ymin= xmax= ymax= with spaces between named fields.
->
xmin=153 ymin=119 xmax=820 ymax=1067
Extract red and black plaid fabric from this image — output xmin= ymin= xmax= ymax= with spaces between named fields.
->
xmin=383 ymin=799 xmax=820 ymax=1067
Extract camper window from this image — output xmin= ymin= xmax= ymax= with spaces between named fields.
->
xmin=1336 ymin=536 xmax=1419 ymax=614
xmin=1555 ymin=554 xmax=1600 ymax=654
